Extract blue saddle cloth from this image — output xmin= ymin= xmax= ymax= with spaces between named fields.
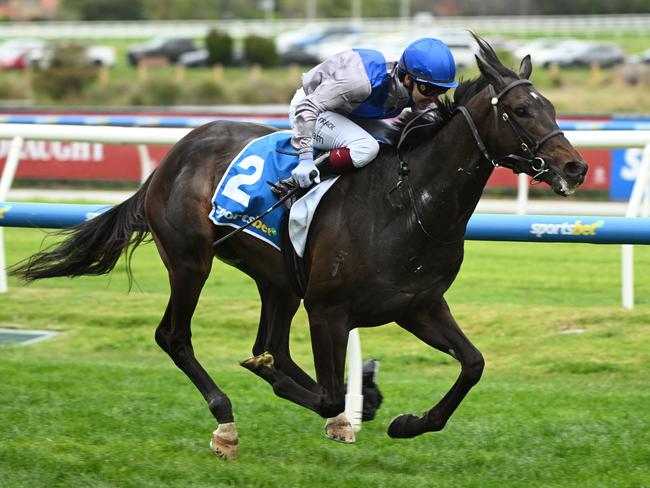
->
xmin=210 ymin=130 xmax=297 ymax=250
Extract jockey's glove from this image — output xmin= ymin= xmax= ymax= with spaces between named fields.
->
xmin=292 ymin=152 xmax=320 ymax=188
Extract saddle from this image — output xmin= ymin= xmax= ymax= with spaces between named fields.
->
xmin=210 ymin=134 xmax=337 ymax=298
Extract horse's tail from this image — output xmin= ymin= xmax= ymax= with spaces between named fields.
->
xmin=9 ymin=172 xmax=155 ymax=284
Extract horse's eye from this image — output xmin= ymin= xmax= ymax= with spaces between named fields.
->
xmin=514 ymin=107 xmax=529 ymax=117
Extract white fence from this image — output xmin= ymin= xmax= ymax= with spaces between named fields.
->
xmin=0 ymin=15 xmax=649 ymax=40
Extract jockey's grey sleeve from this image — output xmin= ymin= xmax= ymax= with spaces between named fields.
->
xmin=291 ymin=50 xmax=372 ymax=154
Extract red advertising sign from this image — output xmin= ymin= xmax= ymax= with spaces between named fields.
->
xmin=0 ymin=140 xmax=170 ymax=182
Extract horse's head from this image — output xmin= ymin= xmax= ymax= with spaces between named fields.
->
xmin=468 ymin=34 xmax=588 ymax=196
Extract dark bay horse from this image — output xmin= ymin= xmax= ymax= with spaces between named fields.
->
xmin=10 ymin=36 xmax=588 ymax=460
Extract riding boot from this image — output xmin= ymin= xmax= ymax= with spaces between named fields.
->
xmin=316 ymin=147 xmax=355 ymax=179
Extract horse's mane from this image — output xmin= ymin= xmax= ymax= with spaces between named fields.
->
xmin=388 ymin=33 xmax=518 ymax=150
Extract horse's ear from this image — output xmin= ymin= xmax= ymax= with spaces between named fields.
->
xmin=519 ymin=54 xmax=532 ymax=79
xmin=475 ymin=54 xmax=504 ymax=90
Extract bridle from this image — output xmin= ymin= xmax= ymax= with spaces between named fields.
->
xmin=456 ymin=78 xmax=564 ymax=182
xmin=392 ymin=77 xmax=564 ymax=243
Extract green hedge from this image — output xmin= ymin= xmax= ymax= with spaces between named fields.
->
xmin=205 ymin=29 xmax=233 ymax=66
xmin=243 ymin=35 xmax=278 ymax=67
xmin=31 ymin=44 xmax=99 ymax=100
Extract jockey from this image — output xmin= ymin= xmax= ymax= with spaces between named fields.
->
xmin=289 ymin=37 xmax=459 ymax=188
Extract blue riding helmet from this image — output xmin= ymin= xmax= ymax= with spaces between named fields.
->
xmin=398 ymin=38 xmax=459 ymax=89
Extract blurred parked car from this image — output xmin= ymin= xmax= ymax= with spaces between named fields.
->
xmin=512 ymin=38 xmax=572 ymax=65
xmin=179 ymin=45 xmax=245 ymax=68
xmin=536 ymin=40 xmax=625 ymax=68
xmin=277 ymin=25 xmax=364 ymax=65
xmin=0 ymin=38 xmax=47 ymax=69
xmin=178 ymin=48 xmax=209 ymax=68
xmin=278 ymin=27 xmax=477 ymax=71
xmin=28 ymin=44 xmax=116 ymax=68
xmin=127 ymin=38 xmax=197 ymax=66
xmin=86 ymin=45 xmax=116 ymax=67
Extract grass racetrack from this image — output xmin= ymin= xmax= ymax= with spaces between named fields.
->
xmin=1 ymin=227 xmax=649 ymax=487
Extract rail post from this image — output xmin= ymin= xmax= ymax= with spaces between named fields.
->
xmin=622 ymin=142 xmax=650 ymax=309
xmin=345 ymin=328 xmax=364 ymax=431
xmin=0 ymin=136 xmax=24 ymax=293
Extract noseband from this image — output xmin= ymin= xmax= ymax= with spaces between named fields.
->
xmin=456 ymin=78 xmax=564 ymax=182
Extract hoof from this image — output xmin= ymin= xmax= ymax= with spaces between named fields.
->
xmin=210 ymin=423 xmax=239 ymax=461
xmin=240 ymin=352 xmax=274 ymax=372
xmin=387 ymin=413 xmax=421 ymax=439
xmin=324 ymin=413 xmax=356 ymax=444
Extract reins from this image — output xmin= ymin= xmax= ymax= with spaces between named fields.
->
xmin=390 ymin=108 xmax=457 ymax=243
xmin=393 ymin=77 xmax=564 ymax=243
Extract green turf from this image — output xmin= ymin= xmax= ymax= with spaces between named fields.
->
xmin=0 ymin=227 xmax=649 ymax=487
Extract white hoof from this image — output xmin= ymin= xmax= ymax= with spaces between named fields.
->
xmin=210 ymin=422 xmax=239 ymax=461
xmin=324 ymin=413 xmax=356 ymax=444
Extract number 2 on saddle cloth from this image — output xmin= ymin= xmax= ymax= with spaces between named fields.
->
xmin=210 ymin=130 xmax=301 ymax=251
xmin=210 ymin=130 xmax=331 ymax=296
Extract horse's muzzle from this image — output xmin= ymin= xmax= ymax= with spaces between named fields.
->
xmin=544 ymin=160 xmax=586 ymax=196
xmin=563 ymin=159 xmax=588 ymax=185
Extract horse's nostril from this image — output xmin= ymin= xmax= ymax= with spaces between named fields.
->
xmin=564 ymin=160 xmax=588 ymax=178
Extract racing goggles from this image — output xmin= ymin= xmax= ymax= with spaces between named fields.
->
xmin=416 ymin=81 xmax=448 ymax=97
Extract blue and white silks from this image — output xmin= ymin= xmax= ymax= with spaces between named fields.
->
xmin=210 ymin=131 xmax=296 ymax=250
xmin=210 ymin=130 xmax=339 ymax=254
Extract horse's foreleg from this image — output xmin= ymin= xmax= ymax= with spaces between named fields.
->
xmin=390 ymin=298 xmax=484 ymax=439
xmin=154 ymin=258 xmax=237 ymax=460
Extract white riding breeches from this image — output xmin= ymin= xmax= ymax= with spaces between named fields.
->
xmin=289 ymin=88 xmax=393 ymax=168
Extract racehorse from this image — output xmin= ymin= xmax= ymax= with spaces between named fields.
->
xmin=10 ymin=35 xmax=588 ymax=461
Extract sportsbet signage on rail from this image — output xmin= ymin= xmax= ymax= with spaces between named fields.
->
xmin=529 ymin=219 xmax=604 ymax=238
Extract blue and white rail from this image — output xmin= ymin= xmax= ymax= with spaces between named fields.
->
xmin=1 ymin=201 xmax=650 ymax=245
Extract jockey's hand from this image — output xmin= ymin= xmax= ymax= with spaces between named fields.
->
xmin=291 ymin=152 xmax=320 ymax=188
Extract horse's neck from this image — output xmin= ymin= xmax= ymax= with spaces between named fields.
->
xmin=411 ymin=106 xmax=494 ymax=232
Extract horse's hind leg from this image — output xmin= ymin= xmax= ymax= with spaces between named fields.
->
xmin=242 ymin=288 xmax=354 ymax=442
xmin=242 ymin=302 xmax=355 ymax=442
xmin=242 ymin=281 xmax=318 ymax=392
xmin=389 ymin=298 xmax=484 ymax=439
xmin=152 ymin=238 xmax=238 ymax=460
